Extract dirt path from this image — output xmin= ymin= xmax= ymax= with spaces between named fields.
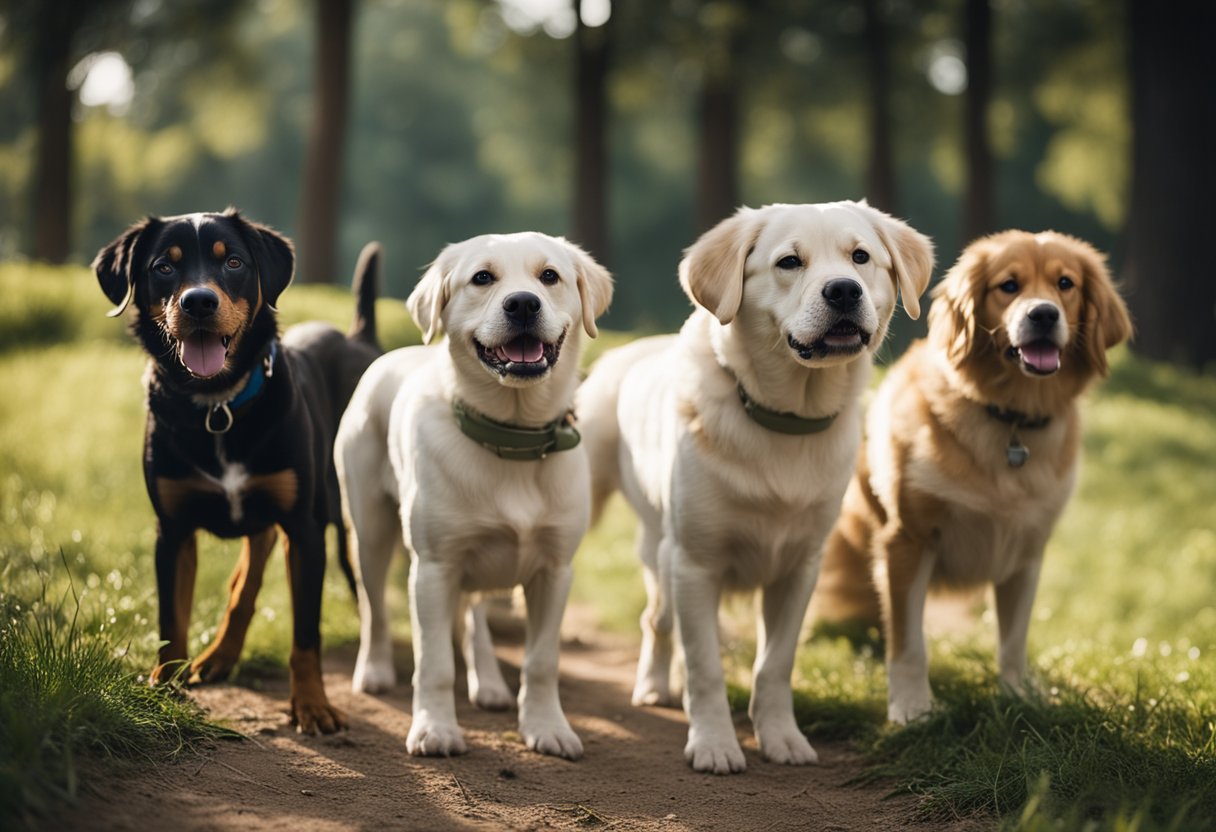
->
xmin=64 ymin=622 xmax=982 ymax=831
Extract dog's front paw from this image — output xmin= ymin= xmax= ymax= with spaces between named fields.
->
xmin=352 ymin=656 xmax=396 ymax=694
xmin=887 ymin=694 xmax=934 ymax=725
xmin=406 ymin=715 xmax=467 ymax=757
xmin=684 ymin=727 xmax=746 ymax=774
xmin=470 ymin=678 xmax=514 ymax=711
xmin=292 ymin=696 xmax=347 ymax=735
xmin=149 ymin=659 xmax=188 ymax=686
xmin=521 ymin=715 xmax=583 ymax=760
xmin=756 ymin=722 xmax=818 ymax=765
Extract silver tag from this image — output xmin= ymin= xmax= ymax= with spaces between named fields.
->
xmin=1007 ymin=440 xmax=1029 ymax=468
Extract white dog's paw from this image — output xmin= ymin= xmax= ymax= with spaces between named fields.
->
xmin=470 ymin=677 xmax=514 ymax=711
xmin=631 ymin=677 xmax=677 ymax=708
xmin=406 ymin=715 xmax=467 ymax=756
xmin=521 ymin=716 xmax=584 ymax=760
xmin=351 ymin=656 xmax=396 ymax=694
xmin=887 ymin=693 xmax=934 ymax=725
xmin=684 ymin=727 xmax=746 ymax=775
xmin=756 ymin=723 xmax=819 ymax=765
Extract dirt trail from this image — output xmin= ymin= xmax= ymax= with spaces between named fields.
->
xmin=63 ymin=621 xmax=982 ymax=831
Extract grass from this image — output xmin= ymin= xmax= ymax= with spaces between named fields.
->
xmin=2 ymin=263 xmax=1214 ymax=829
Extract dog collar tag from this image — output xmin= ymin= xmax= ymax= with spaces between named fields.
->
xmin=1006 ymin=439 xmax=1029 ymax=468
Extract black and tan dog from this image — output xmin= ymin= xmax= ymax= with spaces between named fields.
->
xmin=94 ymin=208 xmax=380 ymax=734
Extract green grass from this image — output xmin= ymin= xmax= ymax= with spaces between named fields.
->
xmin=2 ymin=263 xmax=1214 ymax=829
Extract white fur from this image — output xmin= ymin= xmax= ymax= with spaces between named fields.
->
xmin=578 ymin=202 xmax=933 ymax=773
xmin=336 ymin=232 xmax=612 ymax=760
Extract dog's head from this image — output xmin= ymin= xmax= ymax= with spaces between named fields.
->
xmin=94 ymin=209 xmax=293 ymax=387
xmin=679 ymin=201 xmax=933 ymax=368
xmin=929 ymin=230 xmax=1132 ymax=394
xmin=407 ymin=232 xmax=613 ymax=388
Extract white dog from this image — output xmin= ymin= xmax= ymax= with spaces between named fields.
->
xmin=578 ymin=202 xmax=932 ymax=773
xmin=336 ymin=232 xmax=612 ymax=759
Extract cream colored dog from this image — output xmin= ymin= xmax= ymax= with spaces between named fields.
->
xmin=578 ymin=202 xmax=933 ymax=773
xmin=336 ymin=232 xmax=612 ymax=759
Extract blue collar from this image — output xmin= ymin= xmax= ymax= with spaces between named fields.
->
xmin=204 ymin=342 xmax=276 ymax=434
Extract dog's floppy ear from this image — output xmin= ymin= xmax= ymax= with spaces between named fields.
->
xmin=226 ymin=208 xmax=294 ymax=309
xmin=846 ymin=201 xmax=935 ymax=320
xmin=564 ymin=240 xmax=614 ymax=338
xmin=408 ymin=242 xmax=464 ymax=344
xmin=93 ymin=217 xmax=162 ymax=317
xmin=679 ymin=208 xmax=760 ymax=325
xmin=929 ymin=239 xmax=990 ymax=365
xmin=1075 ymin=240 xmax=1132 ymax=376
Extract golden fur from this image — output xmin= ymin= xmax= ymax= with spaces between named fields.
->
xmin=816 ymin=230 xmax=1131 ymax=723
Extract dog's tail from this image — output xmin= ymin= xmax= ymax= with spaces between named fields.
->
xmin=812 ymin=460 xmax=885 ymax=630
xmin=348 ymin=242 xmax=381 ymax=348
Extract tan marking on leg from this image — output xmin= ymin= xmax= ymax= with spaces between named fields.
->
xmin=248 ymin=470 xmax=298 ymax=513
xmin=189 ymin=527 xmax=278 ymax=684
xmin=156 ymin=475 xmax=217 ymax=518
xmin=289 ymin=646 xmax=346 ymax=734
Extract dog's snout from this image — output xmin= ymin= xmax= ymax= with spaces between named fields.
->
xmin=180 ymin=287 xmax=220 ymax=319
xmin=822 ymin=278 xmax=863 ymax=311
xmin=1027 ymin=303 xmax=1060 ymax=327
xmin=503 ymin=291 xmax=542 ymax=325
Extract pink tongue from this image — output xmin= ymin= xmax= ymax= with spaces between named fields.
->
xmin=498 ymin=336 xmax=544 ymax=363
xmin=1020 ymin=342 xmax=1060 ymax=373
xmin=181 ymin=332 xmax=227 ymax=377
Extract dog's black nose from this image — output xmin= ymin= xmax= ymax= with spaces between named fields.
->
xmin=822 ymin=278 xmax=863 ymax=311
xmin=180 ymin=287 xmax=220 ymax=319
xmin=503 ymin=291 xmax=541 ymax=325
xmin=1028 ymin=303 xmax=1060 ymax=327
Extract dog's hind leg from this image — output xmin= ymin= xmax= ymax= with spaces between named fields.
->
xmin=633 ymin=524 xmax=677 ymax=707
xmin=461 ymin=600 xmax=513 ymax=710
xmin=750 ymin=558 xmax=821 ymax=765
xmin=348 ymin=493 xmax=402 ymax=694
xmin=518 ymin=564 xmax=583 ymax=760
xmin=150 ymin=528 xmax=197 ymax=685
xmin=994 ymin=553 xmax=1044 ymax=691
xmin=189 ymin=526 xmax=278 ymax=684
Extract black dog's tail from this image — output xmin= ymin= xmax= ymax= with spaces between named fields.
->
xmin=348 ymin=242 xmax=381 ymax=348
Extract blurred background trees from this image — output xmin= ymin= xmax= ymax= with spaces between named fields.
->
xmin=0 ymin=0 xmax=1211 ymax=367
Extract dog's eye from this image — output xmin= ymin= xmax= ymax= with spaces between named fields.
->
xmin=776 ymin=255 xmax=802 ymax=270
xmin=851 ymin=249 xmax=870 ymax=265
xmin=1058 ymin=275 xmax=1074 ymax=290
xmin=540 ymin=268 xmax=560 ymax=285
xmin=154 ymin=262 xmax=173 ymax=276
xmin=225 ymin=256 xmax=243 ymax=270
xmin=471 ymin=270 xmax=495 ymax=286
xmin=999 ymin=279 xmax=1019 ymax=294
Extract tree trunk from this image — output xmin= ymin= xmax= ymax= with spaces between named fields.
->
xmin=1124 ymin=0 xmax=1216 ymax=369
xmin=297 ymin=0 xmax=354 ymax=284
xmin=962 ymin=0 xmax=992 ymax=244
xmin=31 ymin=7 xmax=76 ymax=264
xmin=697 ymin=78 xmax=739 ymax=234
xmin=573 ymin=0 xmax=611 ymax=265
xmin=862 ymin=0 xmax=896 ymax=214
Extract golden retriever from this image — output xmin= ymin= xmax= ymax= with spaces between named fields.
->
xmin=578 ymin=201 xmax=933 ymax=772
xmin=335 ymin=232 xmax=612 ymax=758
xmin=816 ymin=230 xmax=1132 ymax=723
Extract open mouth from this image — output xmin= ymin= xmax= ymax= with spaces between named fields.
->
xmin=475 ymin=330 xmax=565 ymax=378
xmin=1008 ymin=339 xmax=1061 ymax=376
xmin=178 ymin=330 xmax=232 ymax=378
xmin=787 ymin=321 xmax=871 ymax=360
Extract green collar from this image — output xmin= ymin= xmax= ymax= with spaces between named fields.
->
xmin=452 ymin=400 xmax=581 ymax=460
xmin=735 ymin=383 xmax=838 ymax=435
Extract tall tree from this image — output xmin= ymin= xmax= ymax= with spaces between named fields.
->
xmin=573 ymin=0 xmax=612 ymax=265
xmin=962 ymin=0 xmax=992 ymax=243
xmin=298 ymin=0 xmax=355 ymax=283
xmin=1124 ymin=0 xmax=1216 ymax=369
xmin=696 ymin=4 xmax=744 ymax=234
xmin=862 ymin=0 xmax=896 ymax=213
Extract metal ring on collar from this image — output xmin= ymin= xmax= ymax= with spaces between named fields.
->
xmin=205 ymin=402 xmax=234 ymax=434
